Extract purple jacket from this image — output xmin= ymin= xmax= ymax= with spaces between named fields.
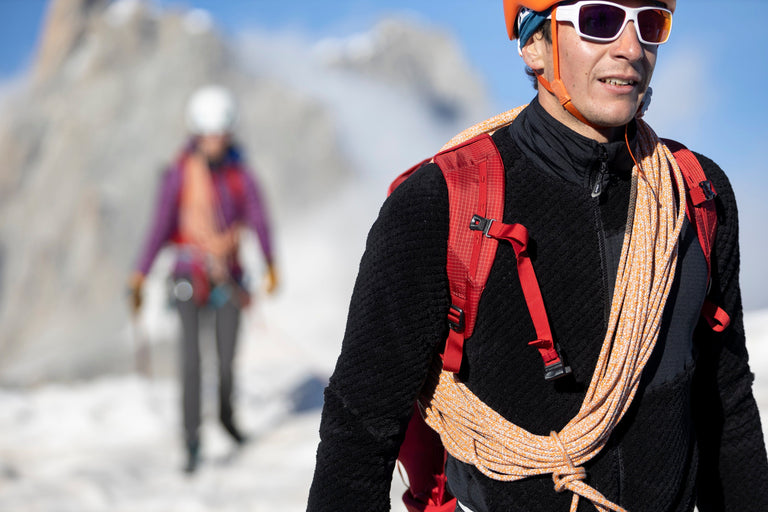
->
xmin=135 ymin=143 xmax=274 ymax=282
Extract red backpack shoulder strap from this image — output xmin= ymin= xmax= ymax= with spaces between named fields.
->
xmin=435 ymin=134 xmax=569 ymax=378
xmin=391 ymin=134 xmax=501 ymax=512
xmin=664 ymin=138 xmax=730 ymax=332
xmin=388 ymin=135 xmax=505 ymax=372
xmin=389 ymin=135 xmax=504 ymax=373
xmin=432 ymin=134 xmax=506 ymax=372
xmin=664 ymin=139 xmax=716 ymax=274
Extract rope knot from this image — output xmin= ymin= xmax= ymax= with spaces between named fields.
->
xmin=549 ymin=431 xmax=587 ymax=492
xmin=552 ymin=466 xmax=587 ymax=493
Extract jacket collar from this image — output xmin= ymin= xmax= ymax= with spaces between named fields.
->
xmin=508 ymin=97 xmax=637 ymax=189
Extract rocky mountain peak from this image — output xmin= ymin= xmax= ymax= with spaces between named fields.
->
xmin=315 ymin=18 xmax=487 ymax=122
xmin=33 ymin=0 xmax=106 ymax=84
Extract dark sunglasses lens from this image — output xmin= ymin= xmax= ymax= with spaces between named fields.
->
xmin=579 ymin=4 xmax=625 ymax=39
xmin=638 ymin=10 xmax=671 ymax=43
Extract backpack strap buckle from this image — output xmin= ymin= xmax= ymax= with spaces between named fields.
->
xmin=699 ymin=180 xmax=716 ymax=201
xmin=544 ymin=359 xmax=573 ymax=381
xmin=530 ymin=339 xmax=573 ymax=381
xmin=447 ymin=305 xmax=465 ymax=333
xmin=469 ymin=214 xmax=495 ymax=238
xmin=690 ymin=179 xmax=717 ymax=206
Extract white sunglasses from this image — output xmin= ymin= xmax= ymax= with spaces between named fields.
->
xmin=553 ymin=1 xmax=673 ymax=45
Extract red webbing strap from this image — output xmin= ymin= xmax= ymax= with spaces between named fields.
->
xmin=485 ymin=221 xmax=561 ymax=368
xmin=434 ymin=134 xmax=506 ymax=373
xmin=223 ymin=166 xmax=246 ymax=212
xmin=701 ymin=300 xmax=730 ymax=333
xmin=664 ymin=139 xmax=730 ymax=332
xmin=443 ymin=299 xmax=467 ymax=373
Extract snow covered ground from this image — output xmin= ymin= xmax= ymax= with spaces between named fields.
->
xmin=0 ymin=297 xmax=409 ymax=511
xmin=1 ymin=307 xmax=766 ymax=511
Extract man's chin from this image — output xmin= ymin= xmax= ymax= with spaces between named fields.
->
xmin=589 ymin=108 xmax=639 ymax=129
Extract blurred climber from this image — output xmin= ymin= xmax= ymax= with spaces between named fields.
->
xmin=128 ymin=85 xmax=277 ymax=474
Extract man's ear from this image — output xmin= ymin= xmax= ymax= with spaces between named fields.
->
xmin=520 ymin=33 xmax=550 ymax=77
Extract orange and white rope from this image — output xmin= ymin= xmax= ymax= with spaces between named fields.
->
xmin=423 ymin=109 xmax=687 ymax=512
xmin=440 ymin=105 xmax=527 ymax=151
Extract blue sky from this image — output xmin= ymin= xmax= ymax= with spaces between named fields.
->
xmin=1 ymin=0 xmax=767 ymax=307
xmin=2 ymin=1 xmax=766 ymax=164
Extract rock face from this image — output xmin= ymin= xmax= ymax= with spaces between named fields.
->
xmin=32 ymin=0 xmax=103 ymax=84
xmin=0 ymin=0 xmax=491 ymax=385
xmin=316 ymin=18 xmax=488 ymax=124
xmin=0 ymin=0 xmax=352 ymax=384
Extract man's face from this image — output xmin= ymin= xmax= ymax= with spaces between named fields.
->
xmin=532 ymin=0 xmax=661 ymax=139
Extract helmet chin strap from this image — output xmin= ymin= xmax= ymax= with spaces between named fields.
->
xmin=535 ymin=11 xmax=604 ymax=130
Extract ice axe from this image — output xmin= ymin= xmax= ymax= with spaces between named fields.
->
xmin=130 ymin=311 xmax=153 ymax=378
xmin=128 ymin=272 xmax=152 ymax=378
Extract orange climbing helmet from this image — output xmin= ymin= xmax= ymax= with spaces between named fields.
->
xmin=503 ymin=0 xmax=676 ymax=40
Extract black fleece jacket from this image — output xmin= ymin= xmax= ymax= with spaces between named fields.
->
xmin=307 ymin=99 xmax=768 ymax=511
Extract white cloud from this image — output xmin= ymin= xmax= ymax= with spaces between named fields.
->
xmin=729 ymin=162 xmax=768 ymax=310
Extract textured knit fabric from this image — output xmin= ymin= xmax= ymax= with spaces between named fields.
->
xmin=135 ymin=140 xmax=274 ymax=279
xmin=306 ymin=101 xmax=768 ymax=511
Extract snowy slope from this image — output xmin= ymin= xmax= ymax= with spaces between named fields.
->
xmin=0 ymin=317 xmax=766 ymax=512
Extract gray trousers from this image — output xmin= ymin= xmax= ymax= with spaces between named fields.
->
xmin=176 ymin=290 xmax=241 ymax=446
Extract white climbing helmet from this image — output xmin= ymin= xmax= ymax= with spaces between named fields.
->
xmin=186 ymin=85 xmax=237 ymax=135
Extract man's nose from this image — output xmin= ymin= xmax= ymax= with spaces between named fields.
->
xmin=612 ymin=21 xmax=644 ymax=61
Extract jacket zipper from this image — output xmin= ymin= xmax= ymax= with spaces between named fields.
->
xmin=591 ymin=146 xmax=625 ymax=497
xmin=591 ymin=146 xmax=612 ymax=323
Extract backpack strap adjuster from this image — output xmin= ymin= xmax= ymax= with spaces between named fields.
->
xmin=690 ymin=179 xmax=717 ymax=206
xmin=544 ymin=343 xmax=572 ymax=381
xmin=699 ymin=180 xmax=716 ymax=201
xmin=447 ymin=305 xmax=466 ymax=333
xmin=469 ymin=214 xmax=495 ymax=238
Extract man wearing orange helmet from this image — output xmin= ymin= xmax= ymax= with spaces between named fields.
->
xmin=308 ymin=2 xmax=768 ymax=511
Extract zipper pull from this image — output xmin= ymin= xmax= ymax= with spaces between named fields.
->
xmin=591 ymin=177 xmax=603 ymax=197
xmin=591 ymin=147 xmax=609 ymax=198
